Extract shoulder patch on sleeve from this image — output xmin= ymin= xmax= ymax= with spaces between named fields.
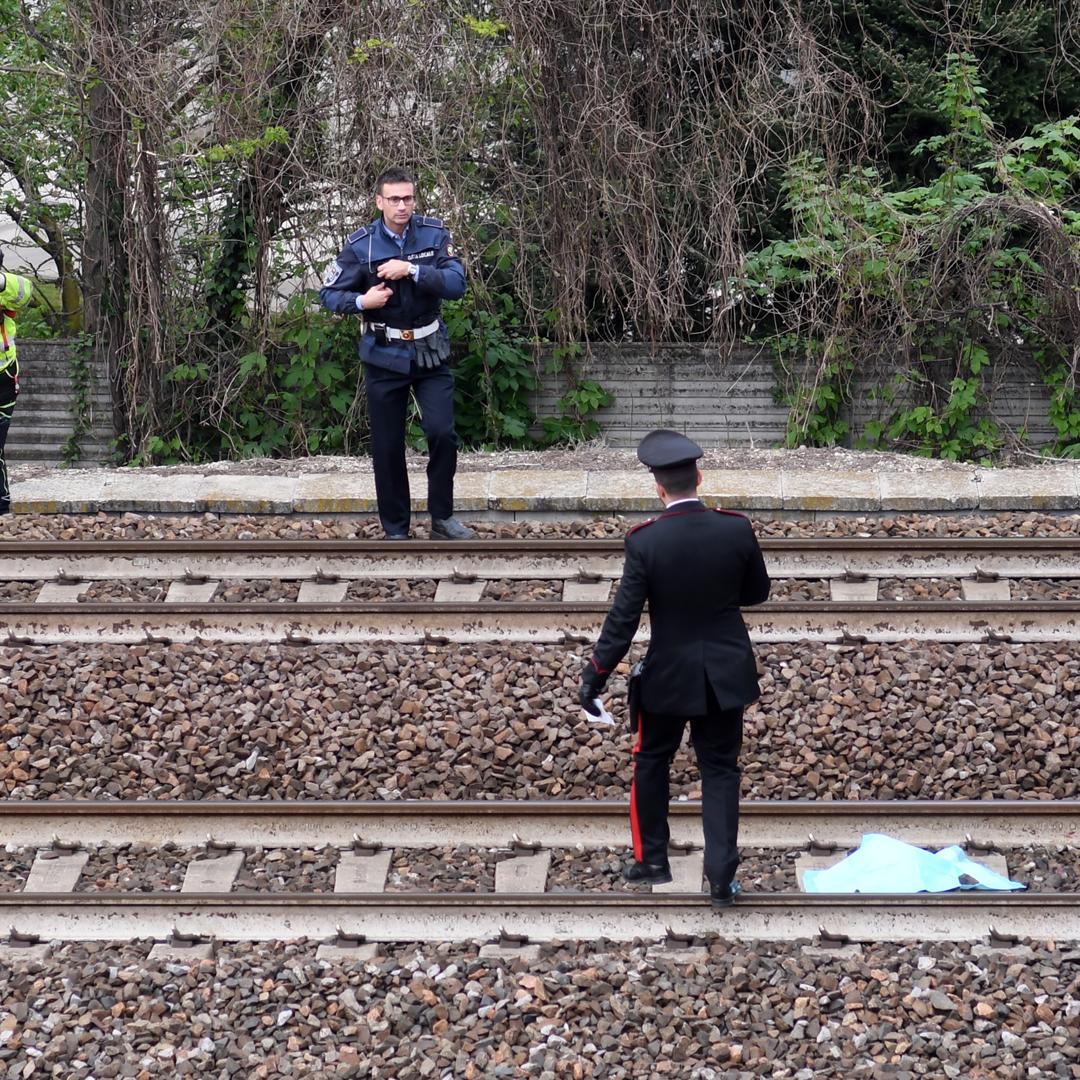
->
xmin=348 ymin=225 xmax=371 ymax=243
xmin=626 ymin=517 xmax=657 ymax=537
xmin=322 ymin=260 xmax=344 ymax=286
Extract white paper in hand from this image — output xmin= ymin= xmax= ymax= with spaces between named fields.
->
xmin=584 ymin=697 xmax=616 ymax=725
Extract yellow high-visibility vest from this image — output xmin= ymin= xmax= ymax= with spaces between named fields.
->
xmin=0 ymin=272 xmax=33 ymax=377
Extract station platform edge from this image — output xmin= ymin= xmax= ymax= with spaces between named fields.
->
xmin=8 ymin=461 xmax=1080 ymax=517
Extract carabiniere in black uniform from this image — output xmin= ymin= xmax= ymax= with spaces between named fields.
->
xmin=580 ymin=429 xmax=771 ymax=905
xmin=320 ymin=213 xmax=466 ymax=538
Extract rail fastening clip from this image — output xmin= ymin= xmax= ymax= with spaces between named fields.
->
xmin=987 ymin=925 xmax=1022 ymax=950
xmin=662 ymin=928 xmax=697 ymax=949
xmin=815 ymin=926 xmax=851 ymax=950
xmin=509 ymin=839 xmax=542 ymax=854
xmin=806 ymin=834 xmax=840 ymax=856
xmin=5 ymin=928 xmax=41 ymax=948
xmin=963 ymin=834 xmax=996 ymax=857
xmin=496 ymin=929 xmax=530 ymax=948
xmin=333 ymin=927 xmax=368 ymax=949
xmin=350 ymin=836 xmax=384 ymax=856
xmin=42 ymin=835 xmax=81 ymax=857
xmin=169 ymin=928 xmax=211 ymax=949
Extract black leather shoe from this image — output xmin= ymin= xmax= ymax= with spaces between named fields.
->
xmin=622 ymin=861 xmax=673 ymax=885
xmin=709 ymin=880 xmax=742 ymax=908
xmin=431 ymin=517 xmax=476 ymax=540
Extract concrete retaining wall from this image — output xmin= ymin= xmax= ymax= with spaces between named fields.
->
xmin=529 ymin=345 xmax=1058 ymax=449
xmin=10 ymin=340 xmax=1058 ymax=460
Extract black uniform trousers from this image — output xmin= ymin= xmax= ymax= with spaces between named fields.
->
xmin=363 ymin=359 xmax=457 ymax=535
xmin=0 ymin=368 xmax=17 ymax=514
xmin=631 ymin=681 xmax=743 ymax=888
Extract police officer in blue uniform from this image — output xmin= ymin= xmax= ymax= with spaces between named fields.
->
xmin=320 ymin=167 xmax=475 ymax=540
xmin=579 ymin=430 xmax=771 ymax=907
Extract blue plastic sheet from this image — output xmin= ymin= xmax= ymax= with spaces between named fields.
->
xmin=802 ymin=833 xmax=1026 ymax=894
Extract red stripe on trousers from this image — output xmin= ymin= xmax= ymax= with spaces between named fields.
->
xmin=629 ymin=709 xmax=645 ymax=862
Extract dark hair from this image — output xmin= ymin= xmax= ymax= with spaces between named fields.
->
xmin=376 ymin=167 xmax=417 ymax=193
xmin=652 ymin=461 xmax=699 ymax=497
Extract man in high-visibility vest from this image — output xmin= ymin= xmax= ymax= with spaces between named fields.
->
xmin=0 ymin=247 xmax=33 ymax=515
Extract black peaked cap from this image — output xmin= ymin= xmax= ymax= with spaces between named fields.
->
xmin=636 ymin=429 xmax=704 ymax=471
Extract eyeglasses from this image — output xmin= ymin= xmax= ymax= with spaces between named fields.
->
xmin=381 ymin=195 xmax=415 ymax=206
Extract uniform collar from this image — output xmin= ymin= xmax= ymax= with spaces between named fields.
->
xmin=662 ymin=497 xmax=704 ymax=512
xmin=380 ymin=216 xmax=412 ymax=246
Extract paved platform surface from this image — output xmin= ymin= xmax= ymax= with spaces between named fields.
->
xmin=7 ymin=451 xmax=1080 ymax=516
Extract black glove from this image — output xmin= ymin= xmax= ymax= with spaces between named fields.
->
xmin=415 ymin=332 xmax=450 ymax=371
xmin=579 ymin=662 xmax=608 ymax=717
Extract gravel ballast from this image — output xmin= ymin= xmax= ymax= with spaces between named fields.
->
xmin=2 ymin=510 xmax=1080 ymax=542
xmin=1 ymin=640 xmax=1077 ymax=803
xmin=5 ymin=470 xmax=1080 ymax=1080
xmin=0 ymin=940 xmax=1078 ymax=1077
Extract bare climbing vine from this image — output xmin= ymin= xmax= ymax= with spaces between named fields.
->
xmin=4 ymin=0 xmax=1076 ymax=458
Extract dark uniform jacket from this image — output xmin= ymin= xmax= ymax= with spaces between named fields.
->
xmin=319 ymin=215 xmax=466 ymax=375
xmin=589 ymin=500 xmax=771 ymax=716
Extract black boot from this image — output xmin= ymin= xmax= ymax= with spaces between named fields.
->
xmin=622 ymin=860 xmax=672 ymax=885
xmin=709 ymin=880 xmax=742 ymax=908
xmin=431 ymin=516 xmax=476 ymax=540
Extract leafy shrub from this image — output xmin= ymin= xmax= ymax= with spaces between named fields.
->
xmin=740 ymin=53 xmax=1080 ymax=462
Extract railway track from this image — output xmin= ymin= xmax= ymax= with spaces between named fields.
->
xmin=3 ymin=892 xmax=1071 ymax=946
xmin=2 ymin=801 xmax=1077 ymax=944
xmin=1 ymin=598 xmax=1078 ymax=644
xmin=2 ymin=799 xmax=1076 ymax=848
xmin=3 ymin=539 xmax=1078 ymax=945
xmin=3 ymin=536 xmax=1080 ymax=643
xmin=1 ymin=536 xmax=1080 ymax=581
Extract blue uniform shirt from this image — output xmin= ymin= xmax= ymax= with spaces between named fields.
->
xmin=319 ymin=214 xmax=466 ymax=374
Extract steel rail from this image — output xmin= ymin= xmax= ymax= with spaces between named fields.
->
xmin=1 ymin=800 xmax=1076 ymax=848
xmin=2 ymin=536 xmax=1080 ymax=580
xmin=2 ymin=599 xmax=1080 ymax=644
xmin=1 ymin=891 xmax=1075 ymax=943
